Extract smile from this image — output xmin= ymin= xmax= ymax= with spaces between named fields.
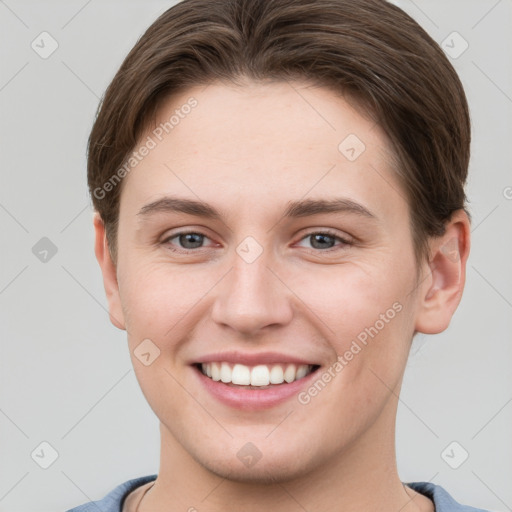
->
xmin=193 ymin=352 xmax=322 ymax=409
xmin=199 ymin=362 xmax=317 ymax=387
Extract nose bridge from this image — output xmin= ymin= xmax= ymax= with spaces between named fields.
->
xmin=211 ymin=243 xmax=293 ymax=334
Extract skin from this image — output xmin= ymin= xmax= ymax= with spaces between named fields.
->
xmin=94 ymin=80 xmax=470 ymax=512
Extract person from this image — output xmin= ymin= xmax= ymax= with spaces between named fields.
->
xmin=66 ymin=0 xmax=491 ymax=510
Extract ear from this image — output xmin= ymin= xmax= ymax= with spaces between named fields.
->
xmin=414 ymin=209 xmax=471 ymax=334
xmin=93 ymin=212 xmax=126 ymax=330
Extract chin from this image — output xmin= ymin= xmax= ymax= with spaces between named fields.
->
xmin=202 ymin=461 xmax=309 ymax=485
xmin=192 ymin=444 xmax=322 ymax=485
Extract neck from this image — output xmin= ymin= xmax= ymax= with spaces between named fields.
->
xmin=139 ymin=397 xmax=432 ymax=512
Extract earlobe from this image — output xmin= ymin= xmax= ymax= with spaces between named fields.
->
xmin=93 ymin=212 xmax=126 ymax=330
xmin=414 ymin=210 xmax=471 ymax=334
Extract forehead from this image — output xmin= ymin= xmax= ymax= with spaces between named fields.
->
xmin=150 ymin=80 xmax=389 ymax=158
xmin=119 ymin=80 xmax=406 ymax=223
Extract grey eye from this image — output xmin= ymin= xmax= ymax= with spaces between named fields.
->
xmin=176 ymin=233 xmax=204 ymax=249
xmin=308 ymin=233 xmax=336 ymax=250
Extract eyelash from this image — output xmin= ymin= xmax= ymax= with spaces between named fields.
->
xmin=161 ymin=229 xmax=353 ymax=254
xmin=297 ymin=229 xmax=353 ymax=252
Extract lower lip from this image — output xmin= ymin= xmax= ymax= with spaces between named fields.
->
xmin=194 ymin=366 xmax=320 ymax=410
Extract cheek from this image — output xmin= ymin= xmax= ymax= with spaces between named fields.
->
xmin=292 ymin=261 xmax=417 ymax=397
xmin=118 ymin=259 xmax=210 ymax=339
xmin=293 ymin=261 xmax=411 ymax=335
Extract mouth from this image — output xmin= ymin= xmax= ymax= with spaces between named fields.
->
xmin=191 ymin=351 xmax=323 ymax=409
xmin=196 ymin=362 xmax=320 ymax=389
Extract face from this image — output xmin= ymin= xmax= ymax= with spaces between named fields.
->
xmin=101 ymin=80 xmax=431 ymax=482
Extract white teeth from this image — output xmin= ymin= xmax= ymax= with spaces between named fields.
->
xmin=250 ymin=365 xmax=270 ymax=386
xmin=269 ymin=365 xmax=284 ymax=384
xmin=283 ymin=364 xmax=296 ymax=383
xmin=220 ymin=362 xmax=231 ymax=383
xmin=199 ymin=362 xmax=313 ymax=386
xmin=211 ymin=362 xmax=221 ymax=381
xmin=295 ymin=365 xmax=308 ymax=380
xmin=231 ymin=364 xmax=251 ymax=385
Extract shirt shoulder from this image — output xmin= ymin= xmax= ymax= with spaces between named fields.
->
xmin=65 ymin=474 xmax=158 ymax=512
xmin=65 ymin=476 xmax=493 ymax=511
xmin=406 ymin=481 xmax=495 ymax=512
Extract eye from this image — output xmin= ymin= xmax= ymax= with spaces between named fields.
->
xmin=296 ymin=230 xmax=352 ymax=251
xmin=162 ymin=231 xmax=215 ymax=251
xmin=161 ymin=229 xmax=352 ymax=253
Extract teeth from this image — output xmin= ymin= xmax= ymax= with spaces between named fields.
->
xmin=220 ymin=362 xmax=231 ymax=383
xmin=251 ymin=365 xmax=270 ymax=386
xmin=211 ymin=362 xmax=221 ymax=381
xmin=295 ymin=365 xmax=308 ymax=380
xmin=200 ymin=362 xmax=313 ymax=386
xmin=283 ymin=364 xmax=296 ymax=383
xmin=232 ymin=364 xmax=251 ymax=385
xmin=269 ymin=365 xmax=284 ymax=384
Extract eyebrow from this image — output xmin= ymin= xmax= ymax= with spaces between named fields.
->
xmin=284 ymin=198 xmax=375 ymax=219
xmin=137 ymin=196 xmax=376 ymax=220
xmin=138 ymin=197 xmax=222 ymax=220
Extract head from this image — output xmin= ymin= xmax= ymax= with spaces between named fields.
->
xmin=91 ymin=0 xmax=471 ymax=483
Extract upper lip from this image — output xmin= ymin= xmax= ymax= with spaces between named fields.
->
xmin=193 ymin=351 xmax=319 ymax=366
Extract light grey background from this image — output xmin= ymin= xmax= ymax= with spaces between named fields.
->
xmin=0 ymin=1 xmax=510 ymax=511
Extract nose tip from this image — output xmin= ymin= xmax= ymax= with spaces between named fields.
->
xmin=210 ymin=258 xmax=293 ymax=335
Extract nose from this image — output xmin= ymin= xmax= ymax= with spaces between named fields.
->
xmin=210 ymin=250 xmax=294 ymax=336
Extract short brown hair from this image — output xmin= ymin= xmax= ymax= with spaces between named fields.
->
xmin=87 ymin=0 xmax=471 ymax=265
